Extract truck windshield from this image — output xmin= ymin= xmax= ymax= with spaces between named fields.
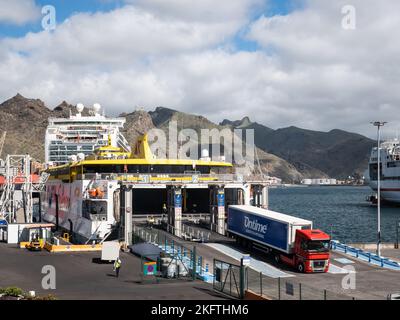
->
xmin=305 ymin=240 xmax=330 ymax=252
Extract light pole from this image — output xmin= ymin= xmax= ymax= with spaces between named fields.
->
xmin=371 ymin=121 xmax=387 ymax=256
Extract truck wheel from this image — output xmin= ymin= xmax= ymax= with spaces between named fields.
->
xmin=297 ymin=263 xmax=305 ymax=273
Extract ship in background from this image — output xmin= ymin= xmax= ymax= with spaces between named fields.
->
xmin=45 ymin=103 xmax=131 ymax=166
xmin=366 ymin=138 xmax=400 ymax=204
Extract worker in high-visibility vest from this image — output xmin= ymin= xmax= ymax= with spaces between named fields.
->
xmin=113 ymin=257 xmax=122 ymax=278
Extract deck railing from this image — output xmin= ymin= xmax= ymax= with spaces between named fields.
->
xmin=75 ymin=173 xmax=269 ymax=184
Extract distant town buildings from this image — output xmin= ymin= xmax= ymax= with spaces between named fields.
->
xmin=301 ymin=178 xmax=337 ymax=185
xmin=265 ymin=176 xmax=282 ymax=185
xmin=301 ymin=177 xmax=365 ymax=186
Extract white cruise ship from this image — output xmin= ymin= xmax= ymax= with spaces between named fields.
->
xmin=366 ymin=139 xmax=400 ymax=203
xmin=45 ymin=103 xmax=131 ymax=165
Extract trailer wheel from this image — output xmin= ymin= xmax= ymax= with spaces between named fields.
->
xmin=297 ymin=263 xmax=305 ymax=273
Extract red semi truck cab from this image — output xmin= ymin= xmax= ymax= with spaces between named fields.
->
xmin=279 ymin=229 xmax=331 ymax=273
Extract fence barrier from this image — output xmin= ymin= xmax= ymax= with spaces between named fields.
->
xmin=132 ymin=224 xmax=214 ymax=281
xmin=331 ymin=240 xmax=400 ymax=271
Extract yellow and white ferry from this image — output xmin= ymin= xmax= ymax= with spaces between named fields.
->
xmin=42 ymin=107 xmax=267 ymax=243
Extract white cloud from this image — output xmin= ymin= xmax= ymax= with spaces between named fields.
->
xmin=130 ymin=0 xmax=263 ymax=23
xmin=3 ymin=5 xmax=246 ymax=67
xmin=0 ymin=0 xmax=399 ymax=138
xmin=0 ymin=0 xmax=40 ymax=25
xmin=245 ymin=0 xmax=400 ymax=137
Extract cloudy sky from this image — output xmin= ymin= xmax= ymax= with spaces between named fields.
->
xmin=0 ymin=0 xmax=399 ymax=138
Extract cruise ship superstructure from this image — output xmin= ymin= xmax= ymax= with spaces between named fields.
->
xmin=367 ymin=138 xmax=400 ymax=203
xmin=45 ymin=103 xmax=131 ymax=166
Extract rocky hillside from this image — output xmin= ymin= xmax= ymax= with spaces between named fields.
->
xmin=220 ymin=117 xmax=375 ymax=179
xmin=148 ymin=107 xmax=305 ymax=181
xmin=121 ymin=109 xmax=155 ymax=144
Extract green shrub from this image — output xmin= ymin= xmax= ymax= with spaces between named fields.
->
xmin=34 ymin=294 xmax=58 ymax=300
xmin=0 ymin=287 xmax=57 ymax=300
xmin=0 ymin=287 xmax=25 ymax=297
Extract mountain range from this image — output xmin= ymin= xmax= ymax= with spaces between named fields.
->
xmin=0 ymin=94 xmax=375 ymax=182
xmin=220 ymin=117 xmax=375 ymax=179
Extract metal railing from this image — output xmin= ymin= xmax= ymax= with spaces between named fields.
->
xmin=213 ymin=259 xmax=242 ymax=299
xmin=132 ymin=224 xmax=213 ymax=281
xmin=75 ymin=173 xmax=267 ymax=184
xmin=331 ymin=241 xmax=400 ymax=270
xmin=245 ymin=268 xmax=355 ymax=300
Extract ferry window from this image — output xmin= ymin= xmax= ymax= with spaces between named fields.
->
xmin=127 ymin=165 xmax=138 ymax=173
xmin=387 ymin=162 xmax=400 ymax=168
xmin=369 ymin=163 xmax=382 ymax=180
xmin=159 ymin=165 xmax=182 ymax=174
xmin=83 ymin=165 xmax=125 ymax=174
xmin=184 ymin=165 xmax=195 ymax=172
xmin=83 ymin=166 xmax=96 ymax=174
xmin=82 ymin=200 xmax=107 ymax=220
xmin=198 ymin=166 xmax=211 ymax=174
xmin=127 ymin=165 xmax=149 ymax=173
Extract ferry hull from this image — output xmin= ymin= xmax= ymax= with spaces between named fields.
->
xmin=369 ymin=181 xmax=400 ymax=204
xmin=42 ymin=179 xmax=118 ymax=242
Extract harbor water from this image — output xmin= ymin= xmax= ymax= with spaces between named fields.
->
xmin=269 ymin=186 xmax=400 ymax=243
